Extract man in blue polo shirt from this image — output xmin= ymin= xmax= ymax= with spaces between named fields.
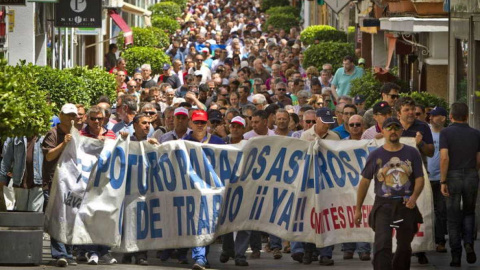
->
xmin=331 ymin=55 xmax=364 ymax=99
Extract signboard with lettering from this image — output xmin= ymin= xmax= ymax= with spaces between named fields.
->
xmin=55 ymin=0 xmax=101 ymax=28
xmin=324 ymin=0 xmax=350 ymax=14
xmin=0 ymin=0 xmax=26 ymax=5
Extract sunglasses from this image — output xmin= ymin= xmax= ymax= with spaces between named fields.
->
xmin=385 ymin=125 xmax=402 ymax=131
xmin=349 ymin=123 xmax=362 ymax=128
xmin=144 ymin=111 xmax=157 ymax=116
xmin=388 ymin=94 xmax=400 ymax=99
xmin=305 ymin=120 xmax=316 ymax=124
xmin=277 ymin=88 xmax=286 ymax=91
xmin=196 ymin=59 xmax=203 ymax=62
xmin=134 ymin=78 xmax=142 ymax=82
xmin=193 ymin=120 xmax=207 ymax=125
xmin=217 ymin=69 xmax=225 ymax=72
xmin=415 ymin=112 xmax=422 ymax=116
xmin=90 ymin=117 xmax=104 ymax=122
xmin=316 ymin=102 xmax=323 ymax=106
xmin=210 ymin=120 xmax=222 ymax=125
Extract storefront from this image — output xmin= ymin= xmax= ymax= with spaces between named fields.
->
xmin=449 ymin=0 xmax=480 ymax=128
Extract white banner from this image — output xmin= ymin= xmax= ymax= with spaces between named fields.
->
xmin=44 ymin=130 xmax=434 ymax=252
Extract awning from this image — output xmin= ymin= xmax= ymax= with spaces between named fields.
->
xmin=380 ymin=17 xmax=448 ymax=33
xmin=109 ymin=10 xmax=133 ymax=46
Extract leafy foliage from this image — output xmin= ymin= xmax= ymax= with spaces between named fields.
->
xmin=263 ymin=14 xmax=300 ymax=32
xmin=152 ymin=16 xmax=181 ymax=35
xmin=261 ymin=0 xmax=290 ymax=11
xmin=148 ymin=1 xmax=182 ymax=19
xmin=302 ymin=42 xmax=355 ymax=72
xmin=349 ymin=71 xmax=383 ymax=109
xmin=266 ymin=6 xmax=300 ymax=17
xmin=169 ymin=0 xmax=187 ymax=9
xmin=65 ymin=66 xmax=117 ymax=106
xmin=117 ymin=27 xmax=169 ymax=50
xmin=401 ymin=92 xmax=449 ymax=110
xmin=0 ymin=59 xmax=54 ymax=139
xmin=300 ymin=25 xmax=347 ymax=45
xmin=122 ymin=47 xmax=171 ymax=75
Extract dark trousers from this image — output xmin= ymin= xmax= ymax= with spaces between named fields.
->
xmin=445 ymin=169 xmax=479 ymax=257
xmin=249 ymin=231 xmax=262 ymax=251
xmin=371 ymin=201 xmax=419 ymax=270
xmin=430 ymin=181 xmax=447 ymax=244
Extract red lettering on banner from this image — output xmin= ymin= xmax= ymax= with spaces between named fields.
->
xmin=310 ymin=205 xmax=372 ymax=234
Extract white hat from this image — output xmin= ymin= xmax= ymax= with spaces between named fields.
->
xmin=174 ymin=107 xmax=189 ymax=116
xmin=61 ymin=103 xmax=78 ymax=115
xmin=194 ymin=70 xmax=203 ymax=76
xmin=172 ymin=97 xmax=186 ymax=104
xmin=230 ymin=116 xmax=246 ymax=127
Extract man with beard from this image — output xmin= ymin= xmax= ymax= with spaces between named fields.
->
xmin=331 ymin=55 xmax=364 ymax=99
xmin=355 ymin=117 xmax=424 ymax=270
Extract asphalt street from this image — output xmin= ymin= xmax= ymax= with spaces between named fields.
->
xmin=0 ymin=240 xmax=479 ymax=269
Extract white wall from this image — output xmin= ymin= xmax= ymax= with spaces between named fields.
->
xmin=8 ymin=2 xmax=35 ymax=65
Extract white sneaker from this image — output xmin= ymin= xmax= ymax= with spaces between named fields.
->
xmin=100 ymin=253 xmax=117 ymax=265
xmin=87 ymin=254 xmax=99 ymax=265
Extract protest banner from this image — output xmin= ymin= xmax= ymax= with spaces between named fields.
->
xmin=44 ymin=129 xmax=434 ymax=252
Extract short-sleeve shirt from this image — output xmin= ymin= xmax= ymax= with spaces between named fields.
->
xmin=331 ymin=66 xmax=364 ymax=97
xmin=41 ymin=126 xmax=66 ymax=189
xmin=401 ymin=119 xmax=433 ymax=145
xmin=439 ymin=122 xmax=480 ymax=170
xmin=427 ymin=130 xmax=440 ymax=180
xmin=362 ymin=145 xmax=424 ymax=198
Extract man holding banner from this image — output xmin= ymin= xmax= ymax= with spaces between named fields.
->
xmin=183 ymin=109 xmax=224 ymax=270
xmin=299 ymin=107 xmax=339 ymax=266
xmin=355 ymin=117 xmax=424 ymax=270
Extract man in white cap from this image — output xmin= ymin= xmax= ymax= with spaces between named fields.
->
xmin=42 ymin=103 xmax=78 ymax=267
xmin=158 ymin=107 xmax=191 ymax=143
xmin=222 ymin=116 xmax=246 ymax=144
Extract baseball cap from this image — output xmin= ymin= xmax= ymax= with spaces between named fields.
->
xmin=191 ymin=110 xmax=208 ymax=121
xmin=292 ymin=44 xmax=300 ymax=49
xmin=201 ymin=48 xmax=209 ymax=54
xmin=429 ymin=106 xmax=447 ymax=117
xmin=174 ymin=107 xmax=189 ymax=117
xmin=208 ymin=110 xmax=223 ymax=122
xmin=230 ymin=116 xmax=246 ymax=127
xmin=61 ymin=103 xmax=78 ymax=115
xmin=358 ymin=58 xmax=366 ymax=64
xmin=311 ymin=77 xmax=321 ymax=86
xmin=354 ymin=94 xmax=366 ymax=105
xmin=163 ymin=63 xmax=171 ymax=70
xmin=194 ymin=70 xmax=203 ymax=76
xmin=267 ymin=55 xmax=274 ymax=61
xmin=382 ymin=117 xmax=402 ymax=129
xmin=316 ymin=108 xmax=335 ymax=124
xmin=373 ymin=101 xmax=391 ymax=115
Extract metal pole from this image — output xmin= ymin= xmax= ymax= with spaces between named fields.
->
xmin=52 ymin=26 xmax=55 ymax=69
xmin=58 ymin=28 xmax=62 ymax=70
xmin=70 ymin=28 xmax=74 ymax=67
xmin=65 ymin=28 xmax=68 ymax=68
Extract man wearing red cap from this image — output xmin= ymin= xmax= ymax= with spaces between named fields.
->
xmin=183 ymin=110 xmax=224 ymax=270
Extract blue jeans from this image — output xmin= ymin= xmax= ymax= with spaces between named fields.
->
xmin=192 ymin=246 xmax=210 ymax=265
xmin=269 ymin=234 xmax=282 ymax=249
xmin=445 ymin=169 xmax=479 ymax=257
xmin=222 ymin=231 xmax=251 ymax=261
xmin=342 ymin=242 xmax=371 ymax=254
xmin=291 ymin=242 xmax=304 ymax=254
xmin=44 ymin=189 xmax=73 ymax=260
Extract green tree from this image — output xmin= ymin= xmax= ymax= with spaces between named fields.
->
xmin=117 ymin=27 xmax=169 ymax=50
xmin=122 ymin=47 xmax=171 ymax=75
xmin=302 ymin=42 xmax=355 ymax=72
xmin=152 ymin=16 xmax=181 ymax=35
xmin=300 ymin=25 xmax=347 ymax=45
xmin=148 ymin=1 xmax=182 ymax=19
xmin=261 ymin=0 xmax=290 ymax=11
xmin=263 ymin=14 xmax=299 ymax=32
xmin=0 ymin=60 xmax=53 ymax=138
xmin=266 ymin=6 xmax=300 ymax=17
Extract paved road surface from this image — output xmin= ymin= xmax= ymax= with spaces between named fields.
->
xmin=0 ymin=240 xmax=479 ymax=269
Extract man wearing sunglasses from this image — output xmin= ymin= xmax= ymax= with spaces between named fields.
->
xmin=355 ymin=117 xmax=424 ymax=270
xmin=341 ymin=114 xmax=371 ymax=261
xmin=274 ymin=82 xmax=292 ymax=107
xmin=183 ymin=110 xmax=224 ymax=270
xmin=332 ymin=104 xmax=357 ymax=139
xmin=292 ymin=109 xmax=316 ymax=138
xmin=80 ymin=106 xmax=116 ymax=141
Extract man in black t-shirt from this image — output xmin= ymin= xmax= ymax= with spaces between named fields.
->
xmin=440 ymin=102 xmax=480 ymax=267
xmin=355 ymin=118 xmax=425 ymax=270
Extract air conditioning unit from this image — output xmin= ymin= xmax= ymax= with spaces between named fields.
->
xmin=103 ymin=0 xmax=124 ymax=8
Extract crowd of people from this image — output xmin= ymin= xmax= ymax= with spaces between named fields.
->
xmin=0 ymin=0 xmax=479 ymax=269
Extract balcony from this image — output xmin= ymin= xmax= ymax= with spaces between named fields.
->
xmin=385 ymin=0 xmax=447 ymax=16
